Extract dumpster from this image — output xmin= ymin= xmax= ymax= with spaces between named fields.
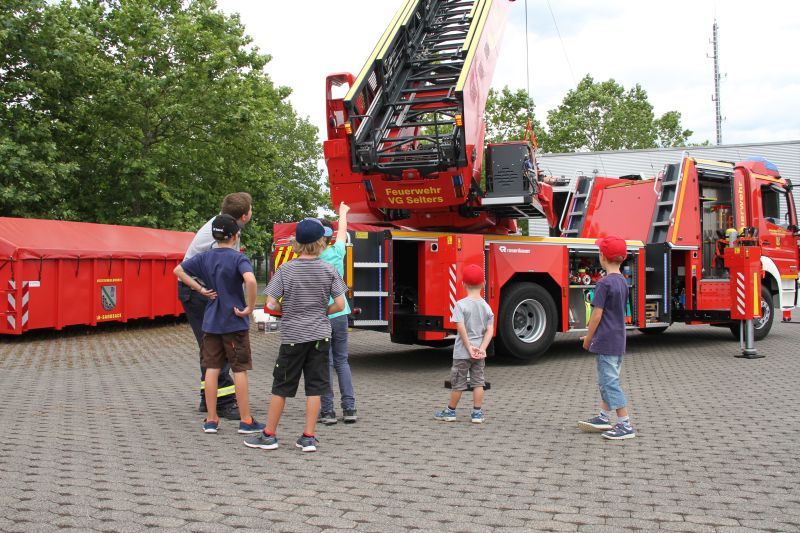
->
xmin=0 ymin=217 xmax=194 ymax=335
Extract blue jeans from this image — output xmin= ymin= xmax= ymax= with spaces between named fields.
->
xmin=596 ymin=354 xmax=626 ymax=410
xmin=321 ymin=315 xmax=355 ymax=411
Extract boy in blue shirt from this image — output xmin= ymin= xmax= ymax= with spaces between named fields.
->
xmin=578 ymin=235 xmax=635 ymax=440
xmin=318 ymin=202 xmax=358 ymax=425
xmin=174 ymin=214 xmax=264 ymax=435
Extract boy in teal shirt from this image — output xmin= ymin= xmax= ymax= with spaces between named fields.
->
xmin=318 ymin=202 xmax=357 ymax=424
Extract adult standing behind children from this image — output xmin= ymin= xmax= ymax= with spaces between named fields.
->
xmin=434 ymin=263 xmax=494 ymax=424
xmin=318 ymin=202 xmax=358 ymax=425
xmin=174 ymin=214 xmax=264 ymax=435
xmin=179 ymin=192 xmax=252 ymax=419
xmin=244 ymin=218 xmax=348 ymax=453
xmin=578 ymin=235 xmax=636 ymax=440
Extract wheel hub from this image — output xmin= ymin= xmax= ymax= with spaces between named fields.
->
xmin=512 ymin=298 xmax=546 ymax=343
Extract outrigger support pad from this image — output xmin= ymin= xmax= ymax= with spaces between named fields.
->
xmin=736 ymin=319 xmax=764 ymax=359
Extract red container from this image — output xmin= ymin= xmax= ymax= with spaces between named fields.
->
xmin=0 ymin=217 xmax=194 ymax=334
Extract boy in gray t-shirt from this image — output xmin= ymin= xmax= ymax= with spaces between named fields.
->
xmin=434 ymin=264 xmax=494 ymax=424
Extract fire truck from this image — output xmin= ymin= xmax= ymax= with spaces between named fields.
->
xmin=272 ymin=0 xmax=799 ymax=361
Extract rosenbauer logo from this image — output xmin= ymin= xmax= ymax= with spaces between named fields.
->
xmin=498 ymin=246 xmax=531 ymax=254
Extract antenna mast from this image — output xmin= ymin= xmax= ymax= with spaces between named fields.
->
xmin=712 ymin=20 xmax=722 ymax=145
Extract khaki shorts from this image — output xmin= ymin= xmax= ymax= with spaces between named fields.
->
xmin=450 ymin=358 xmax=486 ymax=391
xmin=201 ymin=331 xmax=252 ymax=373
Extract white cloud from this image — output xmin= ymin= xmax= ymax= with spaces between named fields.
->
xmin=217 ymin=0 xmax=800 ymax=146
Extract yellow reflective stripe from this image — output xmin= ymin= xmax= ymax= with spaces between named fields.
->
xmin=456 ymin=0 xmax=493 ymax=92
xmin=670 ymin=161 xmax=691 ymax=242
xmin=345 ymin=0 xmax=418 ymax=102
xmin=217 ymin=385 xmax=235 ymax=398
xmin=200 ymin=382 xmax=236 ymax=397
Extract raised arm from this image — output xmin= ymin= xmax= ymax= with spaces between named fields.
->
xmin=336 ymin=201 xmax=350 ymax=244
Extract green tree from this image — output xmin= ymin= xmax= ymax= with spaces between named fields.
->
xmin=484 ymin=86 xmax=547 ymax=147
xmin=1 ymin=0 xmax=325 ymax=252
xmin=546 ymin=75 xmax=692 ymax=152
xmin=654 ymin=110 xmax=693 ymax=148
xmin=0 ymin=0 xmax=79 ymax=218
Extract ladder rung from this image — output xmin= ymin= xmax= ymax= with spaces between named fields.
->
xmin=353 ymin=262 xmax=388 ymax=268
xmin=652 ymin=221 xmax=670 ymax=227
xmin=646 ymin=294 xmax=663 ymax=300
xmin=353 ymin=291 xmax=389 ymax=297
xmin=352 ymin=320 xmax=389 ymax=326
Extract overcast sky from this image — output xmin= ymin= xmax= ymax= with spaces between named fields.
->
xmin=216 ymin=0 xmax=799 ymax=148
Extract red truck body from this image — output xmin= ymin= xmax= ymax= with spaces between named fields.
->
xmin=0 ymin=217 xmax=193 ymax=335
xmin=272 ymin=0 xmax=800 ymax=360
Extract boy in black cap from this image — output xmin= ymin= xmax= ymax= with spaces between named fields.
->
xmin=174 ymin=214 xmax=264 ymax=435
xmin=244 ymin=218 xmax=348 ymax=453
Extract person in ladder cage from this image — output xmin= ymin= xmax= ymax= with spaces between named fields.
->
xmin=577 ymin=236 xmax=636 ymax=440
xmin=318 ymin=202 xmax=358 ymax=425
xmin=174 ymin=214 xmax=264 ymax=435
xmin=179 ymin=192 xmax=253 ymax=419
xmin=524 ymin=145 xmax=569 ymax=188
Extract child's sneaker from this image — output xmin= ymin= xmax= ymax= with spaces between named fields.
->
xmin=470 ymin=409 xmax=485 ymax=424
xmin=342 ymin=408 xmax=358 ymax=424
xmin=202 ymin=419 xmax=219 ymax=434
xmin=238 ymin=418 xmax=266 ymax=434
xmin=602 ymin=423 xmax=636 ymax=440
xmin=296 ymin=434 xmax=319 ymax=452
xmin=434 ymin=407 xmax=457 ymax=422
xmin=318 ymin=410 xmax=338 ymax=425
xmin=243 ymin=432 xmax=279 ymax=450
xmin=577 ymin=415 xmax=612 ymax=432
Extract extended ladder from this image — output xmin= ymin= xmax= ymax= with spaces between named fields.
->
xmin=345 ymin=0 xmax=487 ymax=176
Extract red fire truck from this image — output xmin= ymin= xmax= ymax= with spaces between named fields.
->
xmin=272 ymin=0 xmax=799 ymax=361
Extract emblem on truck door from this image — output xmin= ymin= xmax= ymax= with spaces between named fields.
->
xmin=101 ymin=285 xmax=117 ymax=311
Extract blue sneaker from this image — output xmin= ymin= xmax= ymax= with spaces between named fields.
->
xmin=296 ymin=434 xmax=319 ymax=452
xmin=577 ymin=415 xmax=612 ymax=432
xmin=471 ymin=409 xmax=485 ymax=424
xmin=434 ymin=407 xmax=457 ymax=422
xmin=238 ymin=418 xmax=265 ymax=434
xmin=202 ymin=419 xmax=219 ymax=434
xmin=243 ymin=432 xmax=279 ymax=450
xmin=602 ymin=423 xmax=636 ymax=440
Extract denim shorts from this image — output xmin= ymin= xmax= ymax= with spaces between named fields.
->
xmin=596 ymin=354 xmax=626 ymax=410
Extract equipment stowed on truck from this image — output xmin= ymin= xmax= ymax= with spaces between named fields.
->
xmin=271 ymin=0 xmax=800 ymax=361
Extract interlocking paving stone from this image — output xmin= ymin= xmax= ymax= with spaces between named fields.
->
xmin=2 ymin=313 xmax=800 ymax=531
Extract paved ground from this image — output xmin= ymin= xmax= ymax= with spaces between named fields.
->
xmin=2 ymin=313 xmax=799 ymax=533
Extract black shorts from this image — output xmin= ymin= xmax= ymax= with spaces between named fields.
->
xmin=201 ymin=331 xmax=252 ymax=373
xmin=271 ymin=339 xmax=331 ymax=397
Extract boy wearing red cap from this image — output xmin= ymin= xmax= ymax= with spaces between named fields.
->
xmin=578 ymin=236 xmax=636 ymax=439
xmin=435 ymin=263 xmax=494 ymax=424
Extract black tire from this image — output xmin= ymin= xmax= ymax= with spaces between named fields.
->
xmin=729 ymin=285 xmax=774 ymax=341
xmin=495 ymin=283 xmax=557 ymax=362
xmin=638 ymin=326 xmax=668 ymax=335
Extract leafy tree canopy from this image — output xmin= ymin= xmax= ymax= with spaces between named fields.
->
xmin=546 ymin=75 xmax=693 ymax=152
xmin=484 ymin=76 xmax=694 ymax=153
xmin=1 ymin=0 xmax=326 ymax=252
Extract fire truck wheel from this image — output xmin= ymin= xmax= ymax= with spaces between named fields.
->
xmin=729 ymin=285 xmax=774 ymax=341
xmin=496 ymin=283 xmax=557 ymax=362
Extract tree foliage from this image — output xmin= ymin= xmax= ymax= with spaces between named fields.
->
xmin=484 ymin=86 xmax=546 ymax=147
xmin=483 ymin=76 xmax=693 ymax=154
xmin=1 ymin=0 xmax=325 ymax=252
xmin=546 ymin=75 xmax=692 ymax=152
